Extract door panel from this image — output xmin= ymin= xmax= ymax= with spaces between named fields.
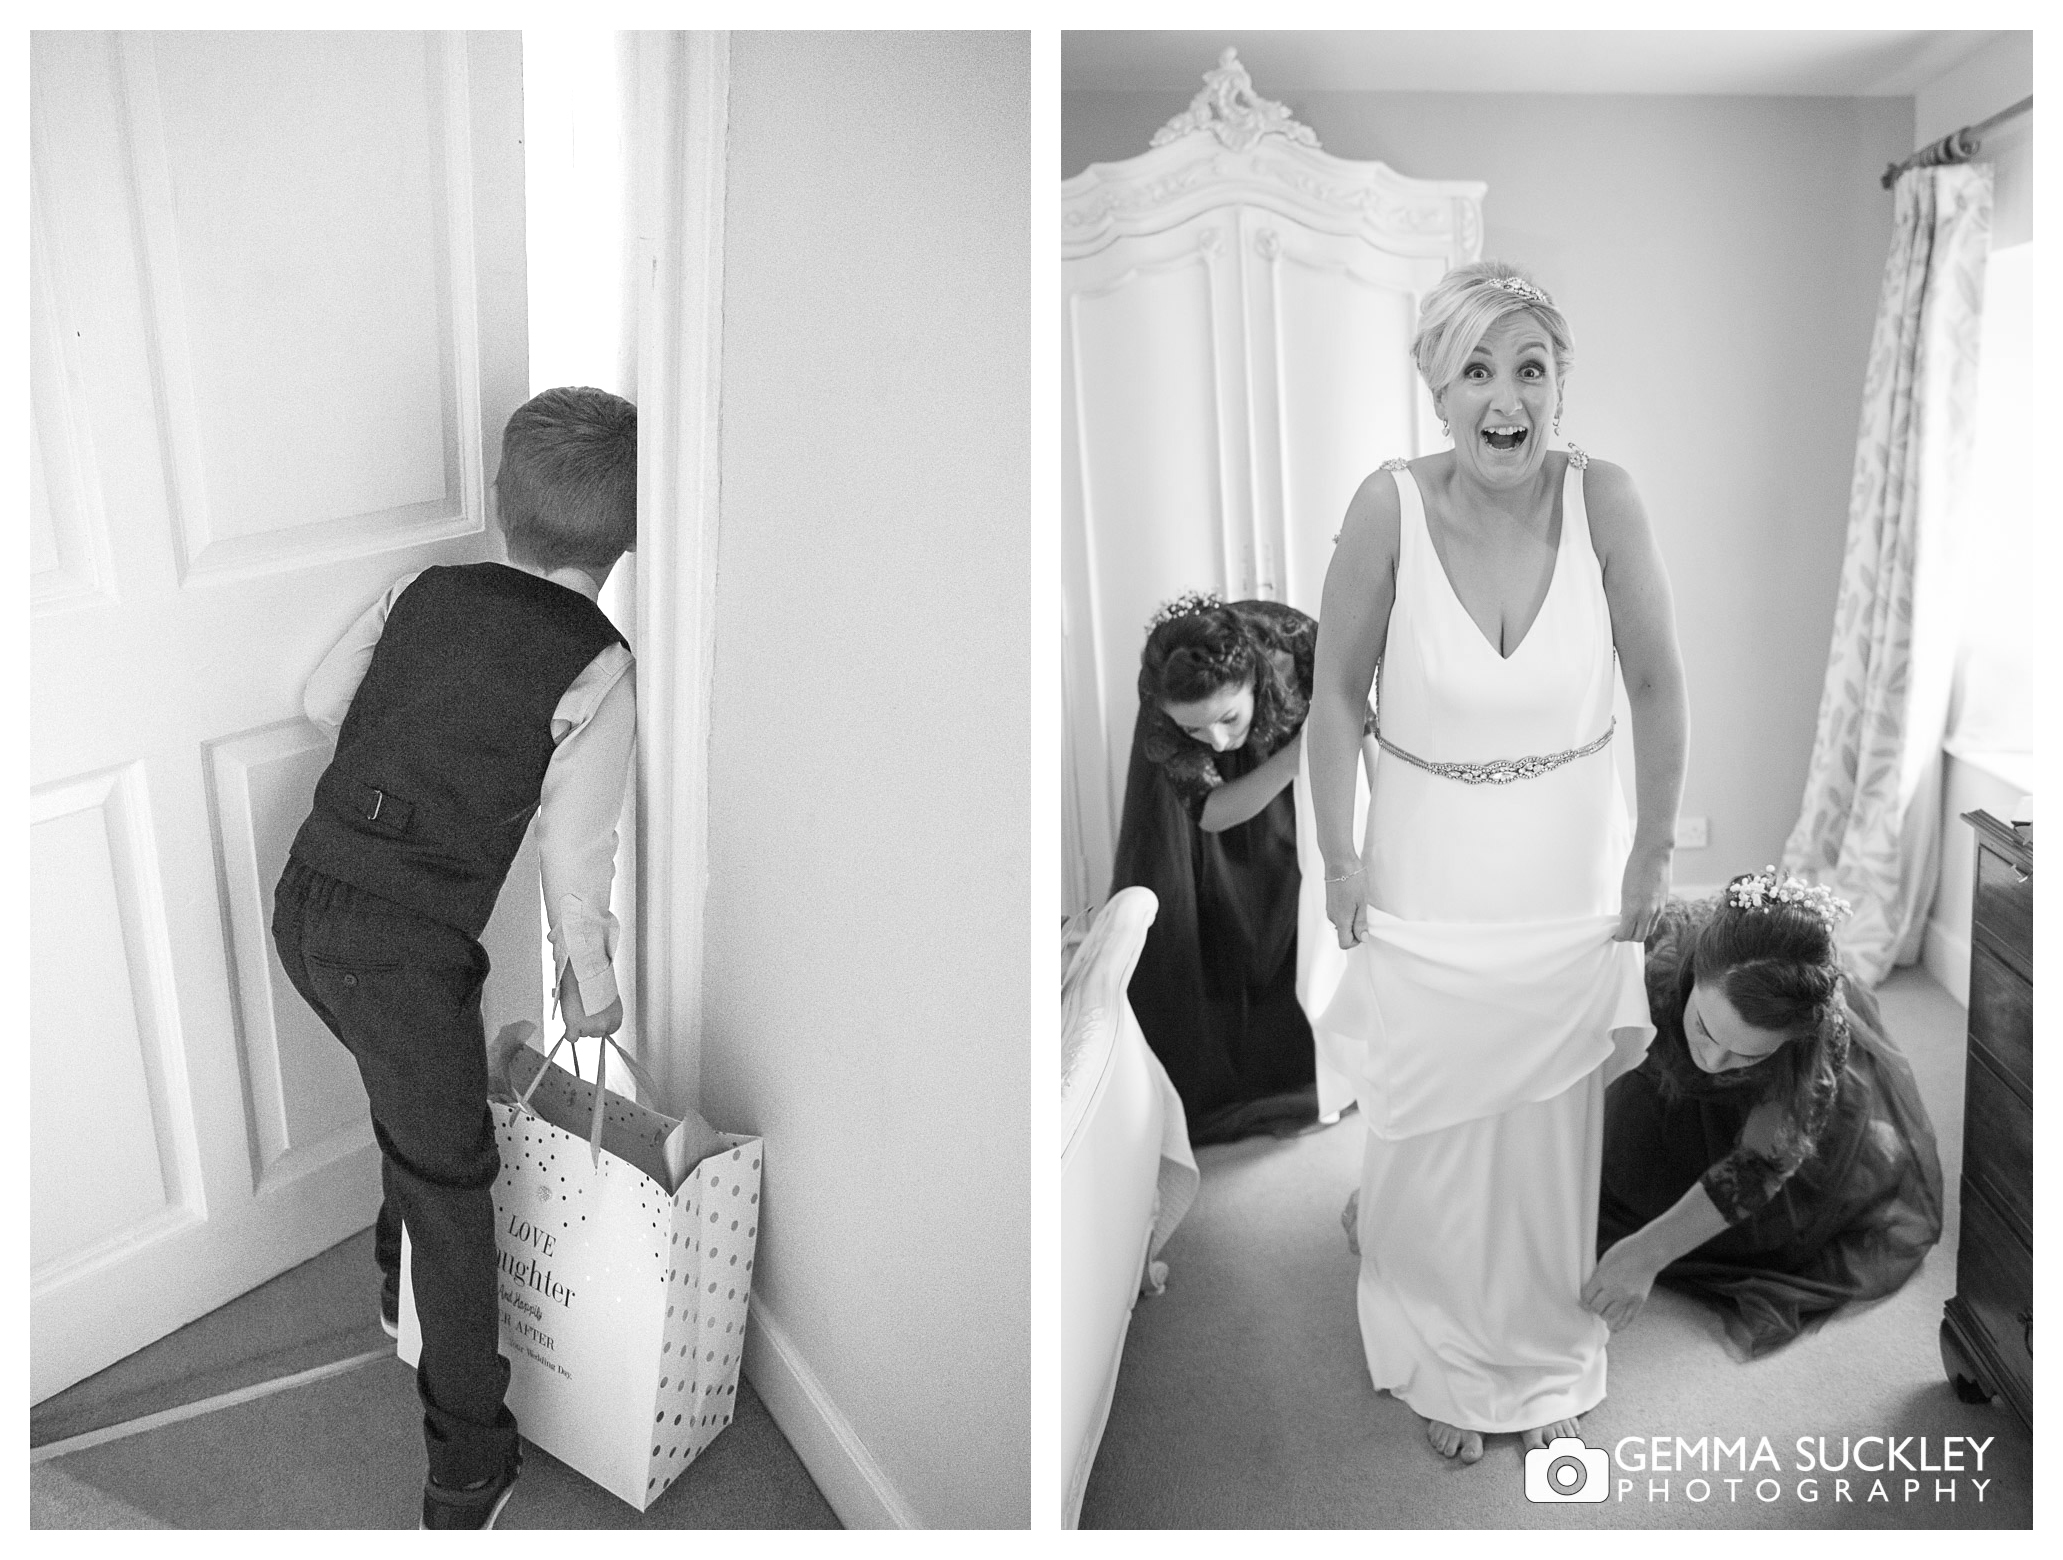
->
xmin=30 ymin=766 xmax=192 ymax=1276
xmin=205 ymin=721 xmax=373 ymax=1190
xmin=30 ymin=29 xmax=532 ymax=1401
xmin=31 ymin=191 xmax=117 ymax=614
xmin=119 ymin=32 xmax=482 ymax=579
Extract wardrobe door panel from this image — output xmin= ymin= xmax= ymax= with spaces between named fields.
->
xmin=1059 ymin=53 xmax=1483 ymax=913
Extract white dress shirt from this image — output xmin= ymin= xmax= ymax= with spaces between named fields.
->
xmin=302 ymin=563 xmax=635 ymax=1013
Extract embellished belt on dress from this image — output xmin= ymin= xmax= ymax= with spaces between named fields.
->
xmin=1374 ymin=718 xmax=1615 ymax=784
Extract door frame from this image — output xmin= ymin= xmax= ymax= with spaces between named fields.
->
xmin=627 ymin=31 xmax=728 ymax=1115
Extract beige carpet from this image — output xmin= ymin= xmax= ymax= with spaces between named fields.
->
xmin=1079 ymin=967 xmax=2032 ymax=1529
xmin=35 ymin=1352 xmax=835 ymax=1529
xmin=33 ymin=1227 xmax=392 ymax=1449
xmin=29 ymin=1465 xmax=171 ymax=1530
xmin=32 ymin=1225 xmax=839 ymax=1529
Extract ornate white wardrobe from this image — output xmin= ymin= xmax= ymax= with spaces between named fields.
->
xmin=1062 ymin=52 xmax=1485 ymax=915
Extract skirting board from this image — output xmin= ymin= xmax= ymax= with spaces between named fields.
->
xmin=1922 ymin=918 xmax=1972 ymax=1009
xmin=743 ymin=1296 xmax=921 ymax=1529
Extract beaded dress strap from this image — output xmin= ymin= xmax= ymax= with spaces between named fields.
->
xmin=1333 ymin=458 xmax=1414 ymax=544
xmin=1332 ymin=450 xmax=1591 ymax=540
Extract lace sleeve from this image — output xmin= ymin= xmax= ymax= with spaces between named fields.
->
xmin=1701 ymin=1145 xmax=1795 ymax=1224
xmin=1159 ymin=747 xmax=1222 ymax=824
xmin=1699 ymin=1040 xmax=1845 ymax=1224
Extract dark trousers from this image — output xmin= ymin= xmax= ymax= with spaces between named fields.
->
xmin=271 ymin=858 xmax=517 ymax=1486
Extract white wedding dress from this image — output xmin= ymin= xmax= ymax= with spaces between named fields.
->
xmin=1296 ymin=450 xmax=1653 ymax=1433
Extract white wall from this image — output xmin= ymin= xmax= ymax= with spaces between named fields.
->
xmin=699 ymin=33 xmax=1029 ymax=1528
xmin=1068 ymin=87 xmax=1908 ymax=883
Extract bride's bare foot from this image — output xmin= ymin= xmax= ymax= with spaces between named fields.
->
xmin=1424 ymin=1418 xmax=1484 ymax=1463
xmin=1521 ymin=1416 xmax=1583 ymax=1452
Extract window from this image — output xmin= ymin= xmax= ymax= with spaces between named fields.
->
xmin=1945 ymin=240 xmax=2033 ymax=768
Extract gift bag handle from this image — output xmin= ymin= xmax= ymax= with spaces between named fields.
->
xmin=513 ymin=1027 xmax=666 ymax=1168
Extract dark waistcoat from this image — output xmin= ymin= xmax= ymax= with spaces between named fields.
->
xmin=288 ymin=563 xmax=628 ymax=937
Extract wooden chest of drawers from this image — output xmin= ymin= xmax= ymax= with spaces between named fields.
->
xmin=1940 ymin=809 xmax=2033 ymax=1428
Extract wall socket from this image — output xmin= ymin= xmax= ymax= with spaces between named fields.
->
xmin=1674 ymin=815 xmax=1709 ymax=849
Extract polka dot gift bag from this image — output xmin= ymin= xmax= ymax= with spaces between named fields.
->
xmin=398 ymin=1023 xmax=762 ymax=1511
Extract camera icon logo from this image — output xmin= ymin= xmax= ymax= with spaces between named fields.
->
xmin=1523 ymin=1435 xmax=1609 ymax=1503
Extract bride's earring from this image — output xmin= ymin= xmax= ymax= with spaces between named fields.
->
xmin=1440 ymin=418 xmax=1451 ymax=440
xmin=1553 ymin=406 xmax=1563 ymax=438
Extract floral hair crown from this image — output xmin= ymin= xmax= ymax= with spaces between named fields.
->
xmin=1147 ymin=588 xmax=1224 ymax=632
xmin=1489 ymin=274 xmax=1553 ymax=308
xmin=1726 ymin=865 xmax=1851 ymax=930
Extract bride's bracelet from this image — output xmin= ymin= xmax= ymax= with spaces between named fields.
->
xmin=1324 ymin=864 xmax=1366 ymax=884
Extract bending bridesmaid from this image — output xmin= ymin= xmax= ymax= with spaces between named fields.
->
xmin=1307 ymin=261 xmax=1688 ymax=1462
xmin=1110 ymin=594 xmax=1330 ymax=1144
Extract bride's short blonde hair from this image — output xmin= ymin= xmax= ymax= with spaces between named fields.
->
xmin=1411 ymin=260 xmax=1574 ymax=401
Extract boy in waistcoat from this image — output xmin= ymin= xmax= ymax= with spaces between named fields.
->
xmin=272 ymin=386 xmax=637 ymax=1529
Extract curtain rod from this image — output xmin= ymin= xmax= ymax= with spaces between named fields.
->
xmin=1882 ymin=94 xmax=2032 ymax=189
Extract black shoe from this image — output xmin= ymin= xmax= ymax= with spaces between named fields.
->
xmin=421 ymin=1447 xmax=521 ymax=1530
xmin=379 ymin=1273 xmax=400 ymax=1340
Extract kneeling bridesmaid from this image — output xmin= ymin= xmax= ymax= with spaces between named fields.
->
xmin=1588 ymin=868 xmax=1946 ymax=1355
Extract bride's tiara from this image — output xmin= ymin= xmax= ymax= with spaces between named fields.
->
xmin=1488 ymin=274 xmax=1553 ymax=308
xmin=1147 ymin=589 xmax=1224 ymax=631
xmin=1726 ymin=866 xmax=1852 ymax=930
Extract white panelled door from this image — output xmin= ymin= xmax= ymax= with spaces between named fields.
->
xmin=30 ymin=30 xmax=535 ymax=1401
xmin=1060 ymin=51 xmax=1483 ymax=914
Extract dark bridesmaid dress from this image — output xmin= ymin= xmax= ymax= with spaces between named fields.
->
xmin=1109 ymin=600 xmax=1318 ymax=1145
xmin=1599 ymin=898 xmax=1946 ymax=1356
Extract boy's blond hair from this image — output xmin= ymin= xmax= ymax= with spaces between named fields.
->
xmin=494 ymin=386 xmax=636 ymax=573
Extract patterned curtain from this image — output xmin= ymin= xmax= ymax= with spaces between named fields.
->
xmin=1784 ymin=164 xmax=1992 ymax=985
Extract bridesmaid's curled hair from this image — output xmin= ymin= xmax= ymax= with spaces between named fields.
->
xmin=1136 ymin=599 xmax=1309 ymax=759
xmin=1692 ymin=882 xmax=1845 ymax=1037
xmin=1140 ymin=603 xmax=1258 ymax=706
xmin=1674 ymin=875 xmax=1855 ymax=1145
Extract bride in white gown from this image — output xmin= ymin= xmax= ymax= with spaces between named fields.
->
xmin=1302 ymin=261 xmax=1689 ymax=1464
